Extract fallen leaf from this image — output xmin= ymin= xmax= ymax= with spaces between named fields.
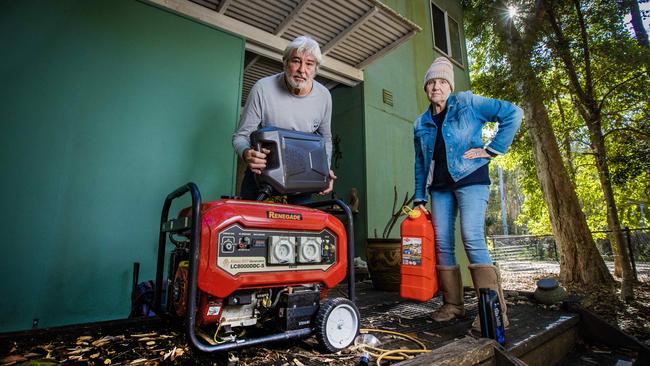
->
xmin=175 ymin=348 xmax=185 ymax=357
xmin=67 ymin=347 xmax=93 ymax=355
xmin=137 ymin=337 xmax=155 ymax=342
xmin=77 ymin=336 xmax=93 ymax=342
xmin=592 ymin=350 xmax=611 ymax=354
xmin=422 ymin=331 xmax=440 ymax=337
xmin=293 ymin=358 xmax=305 ymax=366
xmin=146 ymin=341 xmax=156 ymax=346
xmin=129 ymin=358 xmax=148 ymax=365
xmin=90 ymin=353 xmax=100 ymax=359
xmin=163 ymin=347 xmax=176 ymax=361
xmin=38 ymin=344 xmax=53 ymax=353
xmin=104 ymin=358 xmax=112 ymax=365
xmin=580 ymin=357 xmax=599 ymax=365
xmin=131 ymin=332 xmax=157 ymax=338
xmin=92 ymin=337 xmax=112 ymax=347
xmin=0 ymin=355 xmax=27 ymax=364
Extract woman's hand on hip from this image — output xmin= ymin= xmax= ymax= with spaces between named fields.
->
xmin=463 ymin=148 xmax=490 ymax=159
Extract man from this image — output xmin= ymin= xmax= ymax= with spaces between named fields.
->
xmin=232 ymin=35 xmax=336 ymax=202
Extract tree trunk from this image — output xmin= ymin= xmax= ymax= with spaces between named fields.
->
xmin=521 ymin=91 xmax=612 ymax=285
xmin=554 ymin=93 xmax=576 ymax=181
xmin=585 ymin=113 xmax=635 ymax=299
xmin=623 ymin=0 xmax=649 ymax=48
xmin=491 ymin=2 xmax=614 ymax=286
xmin=575 ymin=104 xmax=624 ymax=278
xmin=544 ymin=0 xmax=634 ymax=299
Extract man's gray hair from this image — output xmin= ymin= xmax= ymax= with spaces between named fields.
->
xmin=282 ymin=35 xmax=323 ymax=66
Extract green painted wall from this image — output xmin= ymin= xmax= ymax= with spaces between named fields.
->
xmin=0 ymin=0 xmax=244 ymax=332
xmin=330 ymin=85 xmax=366 ymax=258
xmin=363 ymin=0 xmax=472 ymax=281
xmin=364 ymin=0 xmax=469 ymax=238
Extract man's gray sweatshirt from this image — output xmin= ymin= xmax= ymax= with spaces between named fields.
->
xmin=232 ymin=73 xmax=333 ymax=165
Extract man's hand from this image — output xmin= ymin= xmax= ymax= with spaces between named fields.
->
xmin=416 ymin=204 xmax=429 ymax=215
xmin=244 ymin=147 xmax=271 ymax=174
xmin=319 ymin=170 xmax=337 ymax=195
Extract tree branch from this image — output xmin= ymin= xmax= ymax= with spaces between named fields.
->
xmin=543 ymin=0 xmax=590 ymax=107
xmin=573 ymin=0 xmax=593 ymax=99
xmin=621 ymin=0 xmax=650 ymax=48
xmin=571 ymin=94 xmax=593 ymax=129
xmin=603 ymin=126 xmax=650 ymax=139
xmin=521 ymin=0 xmax=547 ymax=46
xmin=597 ymin=72 xmax=647 ymax=111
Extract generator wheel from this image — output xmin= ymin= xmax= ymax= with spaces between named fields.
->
xmin=315 ymin=297 xmax=360 ymax=353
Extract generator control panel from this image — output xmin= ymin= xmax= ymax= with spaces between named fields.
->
xmin=216 ymin=224 xmax=337 ymax=275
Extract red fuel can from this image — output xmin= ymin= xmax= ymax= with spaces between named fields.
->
xmin=400 ymin=208 xmax=437 ymax=301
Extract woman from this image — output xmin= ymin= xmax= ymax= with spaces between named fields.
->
xmin=412 ymin=57 xmax=522 ymax=326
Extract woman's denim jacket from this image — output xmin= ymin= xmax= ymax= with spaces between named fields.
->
xmin=413 ymin=91 xmax=523 ymax=204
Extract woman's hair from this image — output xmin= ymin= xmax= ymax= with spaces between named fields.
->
xmin=282 ymin=36 xmax=323 ymax=67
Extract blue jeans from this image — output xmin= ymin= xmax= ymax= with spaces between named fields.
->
xmin=430 ymin=184 xmax=492 ymax=266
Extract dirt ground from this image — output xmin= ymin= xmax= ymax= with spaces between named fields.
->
xmin=499 ymin=264 xmax=650 ymax=346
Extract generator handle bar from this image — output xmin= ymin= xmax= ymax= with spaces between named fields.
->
xmin=154 ymin=182 xmax=202 ymax=314
xmin=302 ymin=199 xmax=356 ymax=302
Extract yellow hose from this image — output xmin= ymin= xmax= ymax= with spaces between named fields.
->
xmin=358 ymin=328 xmax=431 ymax=365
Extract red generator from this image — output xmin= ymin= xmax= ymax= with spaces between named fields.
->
xmin=151 ymin=128 xmax=359 ymax=353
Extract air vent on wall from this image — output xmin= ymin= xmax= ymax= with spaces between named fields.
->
xmin=382 ymin=89 xmax=393 ymax=106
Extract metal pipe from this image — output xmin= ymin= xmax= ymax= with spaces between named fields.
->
xmin=625 ymin=227 xmax=638 ymax=282
xmin=303 ymin=199 xmax=356 ymax=302
xmin=154 ymin=183 xmax=201 ymax=313
xmin=498 ymin=166 xmax=509 ymax=236
xmin=132 ymin=262 xmax=140 ymax=294
xmin=189 ymin=327 xmax=312 ymax=353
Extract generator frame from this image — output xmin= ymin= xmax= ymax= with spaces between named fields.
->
xmin=152 ymin=182 xmax=356 ymax=352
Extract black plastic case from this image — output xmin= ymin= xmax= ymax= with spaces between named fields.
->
xmin=251 ymin=127 xmax=329 ymax=194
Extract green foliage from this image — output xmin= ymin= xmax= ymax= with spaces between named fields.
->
xmin=464 ymin=0 xmax=650 ymax=234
